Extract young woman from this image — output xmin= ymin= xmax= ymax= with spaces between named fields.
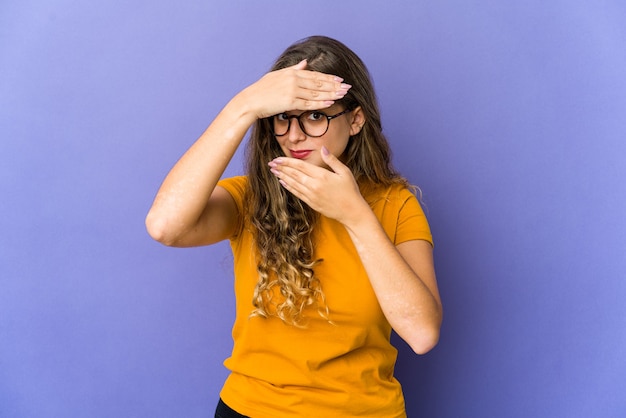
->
xmin=146 ymin=35 xmax=442 ymax=418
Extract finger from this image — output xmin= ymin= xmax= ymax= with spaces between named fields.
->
xmin=269 ymin=157 xmax=324 ymax=178
xmin=286 ymin=83 xmax=346 ymax=111
xmin=280 ymin=59 xmax=342 ymax=86
xmin=299 ymin=76 xmax=350 ymax=92
xmin=297 ymin=69 xmax=344 ymax=84
xmin=293 ymin=59 xmax=308 ymax=70
xmin=270 ymin=165 xmax=313 ymax=201
xmin=320 ymin=146 xmax=350 ymax=174
xmin=290 ymin=86 xmax=349 ymax=110
xmin=289 ymin=80 xmax=350 ymax=108
xmin=270 ymin=164 xmax=313 ymax=190
xmin=268 ymin=160 xmax=320 ymax=197
xmin=290 ymin=99 xmax=335 ymax=111
xmin=277 ymin=178 xmax=312 ymax=207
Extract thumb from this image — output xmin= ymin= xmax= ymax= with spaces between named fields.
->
xmin=321 ymin=146 xmax=345 ymax=173
xmin=293 ymin=59 xmax=308 ymax=70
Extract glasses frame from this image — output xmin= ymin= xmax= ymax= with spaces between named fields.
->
xmin=271 ymin=108 xmax=353 ymax=138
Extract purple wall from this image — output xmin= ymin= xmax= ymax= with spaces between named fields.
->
xmin=2 ymin=1 xmax=625 ymax=417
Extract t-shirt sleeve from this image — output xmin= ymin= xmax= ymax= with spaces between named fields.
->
xmin=217 ymin=176 xmax=247 ymax=206
xmin=217 ymin=176 xmax=247 ymax=237
xmin=395 ymin=188 xmax=433 ymax=247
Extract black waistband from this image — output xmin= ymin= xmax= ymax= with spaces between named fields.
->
xmin=215 ymin=398 xmax=249 ymax=418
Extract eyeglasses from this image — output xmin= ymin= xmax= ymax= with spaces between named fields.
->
xmin=271 ymin=108 xmax=352 ymax=138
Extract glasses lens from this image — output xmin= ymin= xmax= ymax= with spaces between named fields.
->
xmin=273 ymin=113 xmax=290 ymax=136
xmin=272 ymin=112 xmax=329 ymax=137
xmin=301 ymin=111 xmax=328 ymax=137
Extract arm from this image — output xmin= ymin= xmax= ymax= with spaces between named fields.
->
xmin=343 ymin=213 xmax=442 ymax=354
xmin=268 ymin=148 xmax=442 ymax=354
xmin=145 ymin=61 xmax=351 ymax=247
xmin=145 ymin=97 xmax=254 ymax=247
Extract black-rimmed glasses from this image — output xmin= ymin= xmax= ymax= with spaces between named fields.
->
xmin=271 ymin=108 xmax=352 ymax=138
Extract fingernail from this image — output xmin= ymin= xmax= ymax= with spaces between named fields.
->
xmin=334 ymin=76 xmax=344 ymax=82
xmin=321 ymin=146 xmax=329 ymax=156
xmin=336 ymin=84 xmax=351 ymax=97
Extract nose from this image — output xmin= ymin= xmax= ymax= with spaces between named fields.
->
xmin=286 ymin=118 xmax=306 ymax=143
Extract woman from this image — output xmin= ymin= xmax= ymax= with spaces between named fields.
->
xmin=146 ymin=35 xmax=442 ymax=418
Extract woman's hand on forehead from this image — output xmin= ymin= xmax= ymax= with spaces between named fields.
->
xmin=242 ymin=60 xmax=351 ymax=119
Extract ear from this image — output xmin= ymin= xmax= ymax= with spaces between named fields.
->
xmin=348 ymin=106 xmax=366 ymax=136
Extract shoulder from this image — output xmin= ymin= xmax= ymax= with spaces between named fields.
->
xmin=217 ymin=176 xmax=248 ymax=201
xmin=218 ymin=175 xmax=248 ymax=189
xmin=362 ymin=182 xmax=418 ymax=209
xmin=363 ymin=182 xmax=433 ymax=246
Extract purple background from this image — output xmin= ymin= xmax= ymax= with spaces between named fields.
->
xmin=2 ymin=1 xmax=625 ymax=417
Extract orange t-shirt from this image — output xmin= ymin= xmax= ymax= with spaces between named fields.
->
xmin=217 ymin=176 xmax=432 ymax=418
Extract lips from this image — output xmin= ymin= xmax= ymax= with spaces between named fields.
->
xmin=290 ymin=150 xmax=313 ymax=159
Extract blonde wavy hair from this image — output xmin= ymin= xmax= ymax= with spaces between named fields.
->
xmin=244 ymin=36 xmax=408 ymax=326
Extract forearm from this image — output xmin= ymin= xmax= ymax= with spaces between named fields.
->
xmin=344 ymin=205 xmax=442 ymax=354
xmin=145 ymin=93 xmax=256 ymax=244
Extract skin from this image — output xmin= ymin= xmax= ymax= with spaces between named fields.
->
xmin=271 ymin=104 xmax=356 ymax=169
xmin=146 ymin=60 xmax=442 ymax=354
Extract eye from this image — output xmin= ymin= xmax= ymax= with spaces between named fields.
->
xmin=275 ymin=113 xmax=289 ymax=121
xmin=306 ymin=111 xmax=325 ymax=122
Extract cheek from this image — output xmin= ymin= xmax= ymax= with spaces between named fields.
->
xmin=329 ymin=138 xmax=351 ymax=157
xmin=274 ymin=137 xmax=289 ymax=150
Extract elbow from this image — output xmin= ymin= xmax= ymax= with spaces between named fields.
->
xmin=145 ymin=211 xmax=178 ymax=246
xmin=408 ymin=326 xmax=441 ymax=355
xmin=403 ymin=311 xmax=443 ymax=355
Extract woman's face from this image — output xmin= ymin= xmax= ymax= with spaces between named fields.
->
xmin=273 ymin=105 xmax=364 ymax=168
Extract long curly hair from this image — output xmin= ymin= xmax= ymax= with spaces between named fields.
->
xmin=245 ymin=36 xmax=407 ymax=326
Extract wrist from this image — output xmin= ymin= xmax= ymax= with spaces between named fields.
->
xmin=341 ymin=198 xmax=377 ymax=233
xmin=226 ymin=90 xmax=260 ymax=126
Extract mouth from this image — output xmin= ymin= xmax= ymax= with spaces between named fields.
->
xmin=289 ymin=149 xmax=313 ymax=159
